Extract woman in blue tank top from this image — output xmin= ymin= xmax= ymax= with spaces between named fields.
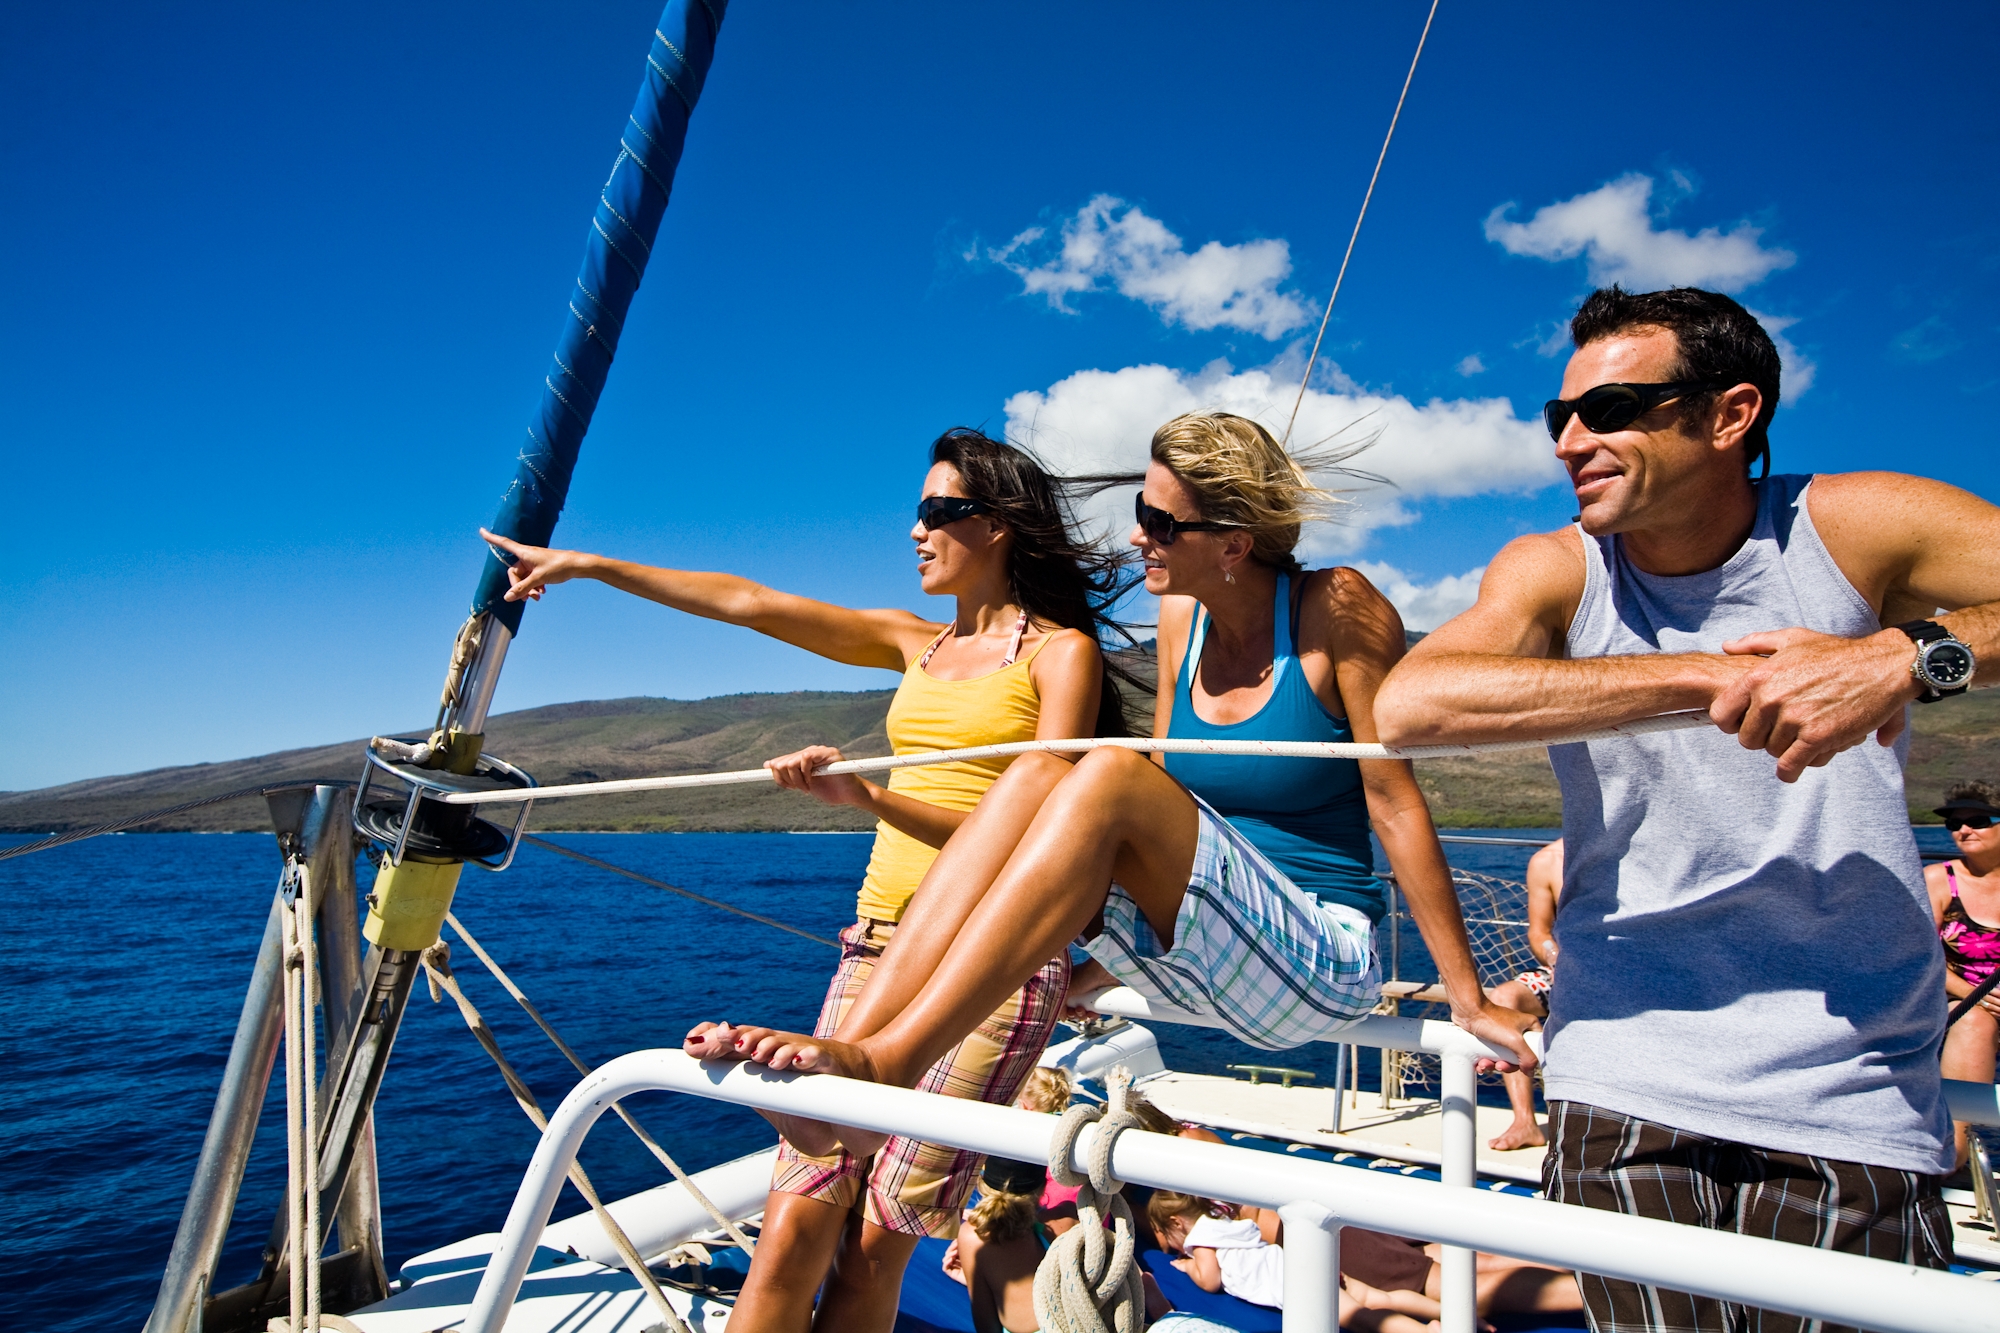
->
xmin=695 ymin=414 xmax=1532 ymax=1140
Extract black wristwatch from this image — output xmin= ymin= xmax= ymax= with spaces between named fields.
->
xmin=1893 ymin=620 xmax=1976 ymax=702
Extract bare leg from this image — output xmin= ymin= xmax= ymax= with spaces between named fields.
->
xmin=1941 ymin=1005 xmax=1998 ymax=1170
xmin=834 ymin=751 xmax=1075 ymax=1043
xmin=1482 ymin=980 xmax=1547 ymax=1151
xmin=726 ymin=1190 xmax=851 ymax=1333
xmin=702 ymin=750 xmax=1199 ymax=1142
xmin=811 ymin=1215 xmax=920 ymax=1333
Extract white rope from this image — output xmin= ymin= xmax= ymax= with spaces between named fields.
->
xmin=298 ymin=872 xmax=322 ymax=1333
xmin=280 ymin=864 xmax=322 ymax=1333
xmin=1282 ymin=0 xmax=1440 ymax=445
xmin=1034 ymin=1066 xmax=1146 ymax=1333
xmin=418 ymin=941 xmax=694 ymax=1333
xmin=442 ymin=910 xmax=759 ymax=1255
xmin=434 ymin=710 xmax=1714 ymax=806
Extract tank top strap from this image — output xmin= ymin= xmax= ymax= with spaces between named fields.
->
xmin=1180 ymin=604 xmax=1211 ymax=692
xmin=1948 ymin=862 xmax=1961 ymax=896
xmin=1273 ymin=571 xmax=1294 ymax=663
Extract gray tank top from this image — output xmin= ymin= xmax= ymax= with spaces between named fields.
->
xmin=1544 ymin=474 xmax=1950 ymax=1173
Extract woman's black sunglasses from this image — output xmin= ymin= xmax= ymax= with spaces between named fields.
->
xmin=916 ymin=495 xmax=989 ymax=529
xmin=1946 ymin=814 xmax=1996 ymax=832
xmin=1543 ymin=380 xmax=1722 ymax=442
xmin=1135 ymin=495 xmax=1237 ymax=546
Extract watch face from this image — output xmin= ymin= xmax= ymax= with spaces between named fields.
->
xmin=1922 ymin=640 xmax=1976 ymax=688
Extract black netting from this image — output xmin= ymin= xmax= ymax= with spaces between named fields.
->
xmin=1380 ymin=867 xmax=1537 ymax=1100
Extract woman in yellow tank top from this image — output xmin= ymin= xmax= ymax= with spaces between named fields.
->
xmin=482 ymin=428 xmax=1135 ymax=1333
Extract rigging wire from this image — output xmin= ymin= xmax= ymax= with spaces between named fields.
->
xmin=0 ymin=781 xmax=312 ymax=861
xmin=522 ymin=834 xmax=840 ymax=948
xmin=1282 ymin=0 xmax=1441 ymax=445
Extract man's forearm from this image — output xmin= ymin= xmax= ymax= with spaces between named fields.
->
xmin=1375 ymin=650 xmax=1739 ymax=747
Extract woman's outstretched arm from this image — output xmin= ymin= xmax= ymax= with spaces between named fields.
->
xmin=1315 ymin=567 xmax=1538 ymax=1070
xmin=480 ymin=529 xmax=937 ymax=670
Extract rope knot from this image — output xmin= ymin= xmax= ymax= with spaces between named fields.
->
xmin=1033 ymin=1066 xmax=1147 ymax=1333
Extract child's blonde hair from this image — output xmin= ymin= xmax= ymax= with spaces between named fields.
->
xmin=968 ymin=1155 xmax=1047 ymax=1244
xmin=1145 ymin=1190 xmax=1233 ymax=1247
xmin=1017 ymin=1066 xmax=1074 ymax=1114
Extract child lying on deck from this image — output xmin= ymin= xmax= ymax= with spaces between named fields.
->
xmin=1148 ymin=1192 xmax=1455 ymax=1333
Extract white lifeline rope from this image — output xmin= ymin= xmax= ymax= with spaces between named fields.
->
xmin=435 ymin=710 xmax=1714 ymax=807
xmin=280 ymin=864 xmax=322 ymax=1333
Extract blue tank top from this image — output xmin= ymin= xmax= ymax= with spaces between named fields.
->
xmin=1164 ymin=573 xmax=1384 ymax=921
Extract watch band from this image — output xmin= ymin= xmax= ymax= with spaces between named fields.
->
xmin=1893 ymin=618 xmax=1951 ymax=645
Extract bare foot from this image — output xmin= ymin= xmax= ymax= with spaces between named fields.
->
xmin=696 ymin=1023 xmax=894 ymax=1159
xmin=1487 ymin=1118 xmax=1547 ymax=1151
xmin=683 ymin=1021 xmax=741 ymax=1059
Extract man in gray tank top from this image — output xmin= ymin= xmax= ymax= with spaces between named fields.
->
xmin=1377 ymin=286 xmax=2000 ymax=1332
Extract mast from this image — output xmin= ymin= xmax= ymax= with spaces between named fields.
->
xmin=143 ymin=9 xmax=729 ymax=1331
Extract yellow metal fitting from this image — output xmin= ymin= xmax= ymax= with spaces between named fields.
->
xmin=363 ymin=857 xmax=464 ymax=951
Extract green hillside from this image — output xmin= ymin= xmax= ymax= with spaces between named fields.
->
xmin=2 ymin=673 xmax=1993 ymax=836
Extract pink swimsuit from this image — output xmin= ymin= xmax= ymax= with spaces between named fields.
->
xmin=1941 ymin=863 xmax=2000 ymax=987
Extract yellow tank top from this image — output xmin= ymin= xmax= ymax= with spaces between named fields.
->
xmin=852 ymin=629 xmax=1052 ymax=922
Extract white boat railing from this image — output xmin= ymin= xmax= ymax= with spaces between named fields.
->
xmin=463 ymin=1040 xmax=1999 ymax=1333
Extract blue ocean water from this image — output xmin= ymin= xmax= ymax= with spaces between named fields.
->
xmin=0 ymin=826 xmax=1955 ymax=1332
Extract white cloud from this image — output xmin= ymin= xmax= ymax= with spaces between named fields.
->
xmin=988 ymin=195 xmax=1313 ymax=339
xmin=1350 ymin=561 xmax=1486 ymax=632
xmin=1002 ymin=359 xmax=1560 ymax=557
xmin=1484 ymin=173 xmax=1796 ymax=292
xmin=1747 ymin=310 xmax=1817 ymax=397
xmin=1455 ymin=353 xmax=1486 ymax=376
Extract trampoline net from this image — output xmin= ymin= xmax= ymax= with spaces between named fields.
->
xmin=1379 ymin=866 xmax=1537 ymax=1100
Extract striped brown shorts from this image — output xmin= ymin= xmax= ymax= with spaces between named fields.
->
xmin=1544 ymin=1100 xmax=1952 ymax=1333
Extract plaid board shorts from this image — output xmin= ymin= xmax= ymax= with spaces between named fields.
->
xmin=770 ymin=917 xmax=1069 ymax=1238
xmin=1086 ymin=794 xmax=1379 ymax=1051
xmin=1544 ymin=1100 xmax=1952 ymax=1333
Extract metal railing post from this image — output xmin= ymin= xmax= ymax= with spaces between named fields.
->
xmin=1439 ymin=1051 xmax=1477 ymax=1333
xmin=141 ymin=889 xmax=288 ymax=1333
xmin=1278 ymin=1200 xmax=1340 ymax=1332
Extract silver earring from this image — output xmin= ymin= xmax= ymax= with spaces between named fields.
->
xmin=1224 ymin=568 xmax=1236 ymax=585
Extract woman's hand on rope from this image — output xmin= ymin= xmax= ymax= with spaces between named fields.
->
xmin=482 ymin=529 xmax=592 ymax=603
xmin=765 ymin=745 xmax=870 ymax=808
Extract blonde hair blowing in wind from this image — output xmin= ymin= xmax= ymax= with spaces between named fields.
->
xmin=1148 ymin=412 xmax=1357 ymax=575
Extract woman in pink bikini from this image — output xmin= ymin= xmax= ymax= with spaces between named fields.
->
xmin=1926 ymin=779 xmax=2000 ymax=1169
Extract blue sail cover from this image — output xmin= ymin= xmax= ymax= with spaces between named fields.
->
xmin=473 ymin=0 xmax=727 ymax=634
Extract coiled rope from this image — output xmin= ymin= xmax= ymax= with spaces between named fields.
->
xmin=1034 ymin=1067 xmax=1147 ymax=1333
xmin=437 ymin=710 xmax=1715 ymax=806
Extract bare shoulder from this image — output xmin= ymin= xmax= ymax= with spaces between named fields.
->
xmin=1405 ymin=528 xmax=1585 ymax=659
xmin=1033 ymin=624 xmax=1103 ymax=665
xmin=1308 ymin=566 xmax=1404 ymax=662
xmin=1806 ymin=471 xmax=2000 ymax=612
xmin=1156 ymin=594 xmax=1199 ymax=677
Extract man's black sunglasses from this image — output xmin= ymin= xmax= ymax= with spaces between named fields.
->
xmin=916 ymin=495 xmax=989 ymax=529
xmin=1543 ymin=380 xmax=1723 ymax=442
xmin=1135 ymin=495 xmax=1238 ymax=545
xmin=1946 ymin=814 xmax=1996 ymax=832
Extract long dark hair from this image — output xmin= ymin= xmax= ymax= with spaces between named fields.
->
xmin=929 ymin=428 xmax=1144 ymax=738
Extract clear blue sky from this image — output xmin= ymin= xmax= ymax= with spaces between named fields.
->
xmin=4 ymin=1 xmax=1995 ymax=791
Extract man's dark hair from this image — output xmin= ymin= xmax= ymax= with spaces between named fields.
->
xmin=1570 ymin=286 xmax=1783 ymax=478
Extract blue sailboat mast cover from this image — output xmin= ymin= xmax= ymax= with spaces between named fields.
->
xmin=473 ymin=0 xmax=727 ymax=634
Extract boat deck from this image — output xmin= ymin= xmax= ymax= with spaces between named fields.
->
xmin=1143 ymin=1070 xmax=1551 ymax=1184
